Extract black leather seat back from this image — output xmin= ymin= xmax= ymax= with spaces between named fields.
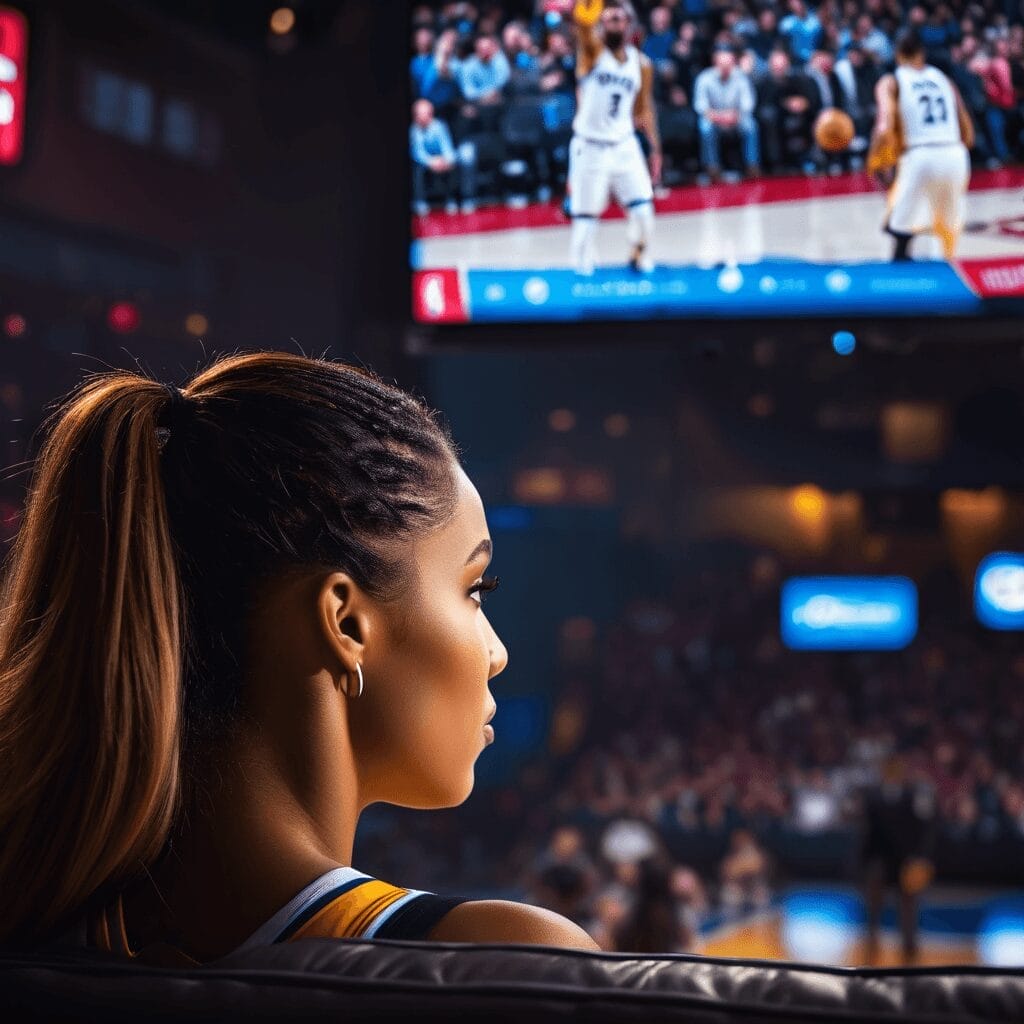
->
xmin=3 ymin=938 xmax=1023 ymax=1023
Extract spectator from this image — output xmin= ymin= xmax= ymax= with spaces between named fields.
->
xmin=411 ymin=26 xmax=437 ymax=96
xmin=806 ymin=46 xmax=843 ymax=111
xmin=418 ymin=28 xmax=464 ymax=124
xmin=643 ymin=5 xmax=677 ymax=66
xmin=409 ymin=98 xmax=477 ymax=215
xmin=589 ymin=885 xmax=632 ymax=951
xmin=539 ymin=30 xmax=576 ymax=96
xmin=612 ymin=853 xmax=689 ymax=953
xmin=980 ymin=38 xmax=1017 ymax=166
xmin=757 ymin=48 xmax=818 ymax=172
xmin=504 ymin=20 xmax=538 ymax=70
xmin=659 ymin=83 xmax=700 ymax=180
xmin=951 ymin=36 xmax=997 ymax=163
xmin=806 ymin=48 xmax=850 ymax=170
xmin=669 ymin=864 xmax=707 ymax=949
xmin=531 ymin=825 xmax=599 ymax=929
xmin=459 ymin=33 xmax=511 ymax=131
xmin=460 ymin=32 xmax=511 ymax=101
xmin=503 ymin=19 xmax=542 ymax=96
xmin=719 ymin=828 xmax=772 ymax=915
xmin=834 ymin=42 xmax=878 ymax=153
xmin=920 ymin=3 xmax=958 ymax=58
xmin=780 ymin=0 xmax=822 ymax=64
xmin=860 ymin=756 xmax=937 ymax=964
xmin=671 ymin=19 xmax=706 ymax=97
xmin=747 ymin=6 xmax=783 ymax=61
xmin=848 ymin=13 xmax=894 ymax=64
xmin=693 ymin=45 xmax=761 ymax=180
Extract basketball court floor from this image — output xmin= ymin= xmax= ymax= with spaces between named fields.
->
xmin=413 ymin=167 xmax=1024 ymax=270
xmin=695 ymin=886 xmax=1024 ymax=968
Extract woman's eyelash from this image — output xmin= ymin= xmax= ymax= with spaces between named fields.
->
xmin=470 ymin=575 xmax=500 ymax=601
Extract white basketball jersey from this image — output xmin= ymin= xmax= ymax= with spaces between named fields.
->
xmin=573 ymin=45 xmax=642 ymax=143
xmin=895 ymin=64 xmax=960 ymax=147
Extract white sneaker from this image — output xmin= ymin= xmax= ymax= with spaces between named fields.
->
xmin=574 ymin=260 xmax=595 ymax=277
xmin=460 ymin=200 xmax=476 ymax=214
xmin=444 ymin=200 xmax=459 ymax=215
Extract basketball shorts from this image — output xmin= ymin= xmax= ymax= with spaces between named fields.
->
xmin=886 ymin=142 xmax=970 ymax=236
xmin=568 ymin=133 xmax=654 ymax=217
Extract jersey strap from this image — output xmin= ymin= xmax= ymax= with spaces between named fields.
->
xmin=276 ymin=877 xmax=473 ymax=943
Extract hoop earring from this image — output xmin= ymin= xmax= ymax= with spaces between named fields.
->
xmin=353 ymin=662 xmax=364 ymax=699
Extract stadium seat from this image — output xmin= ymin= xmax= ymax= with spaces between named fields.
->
xmin=463 ymin=130 xmax=506 ymax=204
xmin=2 ymin=937 xmax=1023 ymax=1022
xmin=658 ymin=105 xmax=700 ymax=183
xmin=500 ymin=99 xmax=551 ymax=199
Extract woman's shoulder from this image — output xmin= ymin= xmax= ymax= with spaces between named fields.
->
xmin=425 ymin=898 xmax=601 ymax=951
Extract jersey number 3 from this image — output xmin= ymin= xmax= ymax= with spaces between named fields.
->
xmin=918 ymin=94 xmax=947 ymax=124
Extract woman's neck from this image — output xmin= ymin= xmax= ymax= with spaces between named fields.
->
xmin=120 ymin=739 xmax=359 ymax=962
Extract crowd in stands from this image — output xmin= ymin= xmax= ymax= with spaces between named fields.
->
xmin=410 ymin=0 xmax=1024 ymax=211
xmin=356 ymin=548 xmax=1024 ymax=952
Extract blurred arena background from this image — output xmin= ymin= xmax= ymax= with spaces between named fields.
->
xmin=1 ymin=0 xmax=1023 ymax=968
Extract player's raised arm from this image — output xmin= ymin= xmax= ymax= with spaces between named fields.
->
xmin=634 ymin=54 xmax=662 ymax=186
xmin=951 ymin=82 xmax=975 ymax=151
xmin=574 ymin=0 xmax=604 ymax=77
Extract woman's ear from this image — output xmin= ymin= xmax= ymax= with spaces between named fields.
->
xmin=317 ymin=571 xmax=370 ymax=678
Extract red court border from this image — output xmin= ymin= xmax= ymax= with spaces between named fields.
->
xmin=412 ymin=167 xmax=1024 ymax=240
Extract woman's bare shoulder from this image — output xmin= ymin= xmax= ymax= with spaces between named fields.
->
xmin=426 ymin=899 xmax=601 ymax=950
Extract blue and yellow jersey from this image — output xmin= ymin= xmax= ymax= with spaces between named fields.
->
xmin=87 ymin=867 xmax=471 ymax=966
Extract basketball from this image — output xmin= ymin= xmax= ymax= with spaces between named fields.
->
xmin=814 ymin=108 xmax=855 ymax=153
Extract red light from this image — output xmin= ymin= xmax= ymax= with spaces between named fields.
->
xmin=2 ymin=313 xmax=26 ymax=338
xmin=107 ymin=301 xmax=140 ymax=334
xmin=0 ymin=8 xmax=29 ymax=167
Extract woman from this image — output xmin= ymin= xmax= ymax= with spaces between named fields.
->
xmin=611 ymin=853 xmax=687 ymax=954
xmin=0 ymin=351 xmax=599 ymax=963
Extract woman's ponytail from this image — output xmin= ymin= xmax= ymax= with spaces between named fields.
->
xmin=0 ymin=375 xmax=184 ymax=944
xmin=0 ymin=350 xmax=462 ymax=946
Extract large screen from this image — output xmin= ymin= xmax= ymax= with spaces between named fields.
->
xmin=781 ymin=576 xmax=918 ymax=650
xmin=408 ymin=1 xmax=1024 ymax=324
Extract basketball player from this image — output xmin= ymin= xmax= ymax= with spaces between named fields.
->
xmin=868 ymin=28 xmax=974 ymax=262
xmin=569 ymin=0 xmax=662 ymax=276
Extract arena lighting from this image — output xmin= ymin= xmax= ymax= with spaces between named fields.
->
xmin=0 ymin=6 xmax=28 ymax=167
xmin=831 ymin=331 xmax=856 ymax=356
xmin=603 ymin=413 xmax=630 ymax=438
xmin=2 ymin=312 xmax=26 ymax=338
xmin=781 ymin=890 xmax=859 ymax=965
xmin=269 ymin=7 xmax=295 ymax=35
xmin=978 ymin=898 xmax=1024 ymax=966
xmin=600 ymin=819 xmax=659 ymax=865
xmin=941 ymin=487 xmax=1005 ymax=524
xmin=513 ymin=467 xmax=566 ymax=504
xmin=974 ymin=553 xmax=1024 ymax=631
xmin=547 ymin=408 xmax=575 ymax=432
xmin=790 ymin=485 xmax=827 ymax=521
xmin=106 ymin=301 xmax=140 ymax=334
xmin=185 ymin=312 xmax=209 ymax=337
xmin=881 ymin=402 xmax=948 ymax=464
